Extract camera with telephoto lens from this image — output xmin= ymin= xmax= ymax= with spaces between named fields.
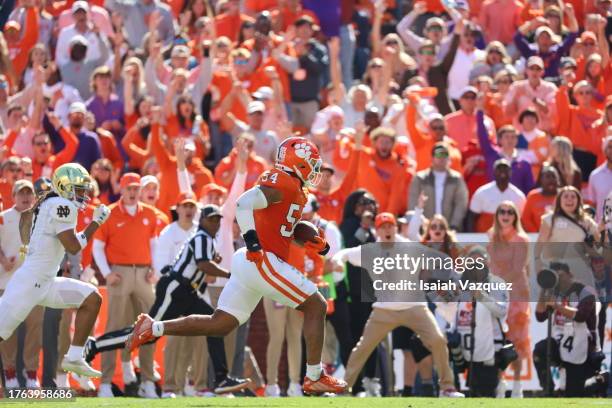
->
xmin=537 ymin=268 xmax=558 ymax=290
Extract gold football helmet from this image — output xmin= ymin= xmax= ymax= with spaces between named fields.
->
xmin=51 ymin=163 xmax=93 ymax=209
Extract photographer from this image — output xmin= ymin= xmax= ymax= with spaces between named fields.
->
xmin=454 ymin=249 xmax=510 ymax=397
xmin=533 ymin=262 xmax=600 ymax=397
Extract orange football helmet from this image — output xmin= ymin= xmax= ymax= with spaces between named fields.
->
xmin=275 ymin=137 xmax=322 ymax=187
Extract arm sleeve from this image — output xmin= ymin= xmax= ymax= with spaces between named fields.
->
xmin=92 ymin=239 xmax=112 ymax=277
xmin=513 ymin=31 xmax=533 ymax=58
xmin=477 ymin=110 xmax=499 ymax=165
xmin=235 ymin=186 xmax=269 ymax=234
xmin=323 ymin=223 xmax=343 ymax=259
xmin=222 ymin=170 xmax=247 ymax=220
xmin=153 ymin=227 xmax=171 ymax=273
xmin=332 ymin=246 xmax=362 ymax=267
xmin=191 ymin=57 xmax=213 ymax=115
xmin=408 ymin=207 xmax=424 ymax=241
xmin=177 ymin=168 xmax=192 ymax=194
xmin=396 ymin=13 xmax=423 ymax=53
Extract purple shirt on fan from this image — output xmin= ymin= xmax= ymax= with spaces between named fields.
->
xmin=476 ymin=110 xmax=534 ymax=195
xmin=86 ymin=94 xmax=127 ymax=159
xmin=302 ymin=0 xmax=341 ymax=37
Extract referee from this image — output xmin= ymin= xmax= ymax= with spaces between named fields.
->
xmin=85 ymin=204 xmax=249 ymax=394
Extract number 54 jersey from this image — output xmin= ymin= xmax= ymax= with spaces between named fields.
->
xmin=25 ymin=196 xmax=78 ymax=279
xmin=254 ymin=169 xmax=308 ymax=262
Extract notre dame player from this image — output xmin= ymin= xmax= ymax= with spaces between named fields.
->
xmin=0 ymin=163 xmax=110 ymax=379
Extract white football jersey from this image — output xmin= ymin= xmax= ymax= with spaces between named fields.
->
xmin=21 ymin=196 xmax=77 ymax=279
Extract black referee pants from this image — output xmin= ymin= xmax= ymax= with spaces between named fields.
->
xmin=92 ymin=275 xmax=230 ymax=382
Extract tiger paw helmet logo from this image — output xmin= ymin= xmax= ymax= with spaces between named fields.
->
xmin=294 ymin=143 xmax=312 ymax=159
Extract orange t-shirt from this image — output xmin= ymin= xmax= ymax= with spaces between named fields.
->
xmin=214 ymin=149 xmax=267 ymax=190
xmin=7 ymin=7 xmax=38 ymax=79
xmin=0 ymin=180 xmax=14 ymax=210
xmin=150 ymin=124 xmax=214 ymax=215
xmin=241 ymin=36 xmax=293 ymax=102
xmin=424 ymin=0 xmax=445 ymax=13
xmin=215 ymin=13 xmax=255 ymax=42
xmin=245 ymin=0 xmax=278 ymax=13
xmin=355 ymin=148 xmax=412 ymax=215
xmin=521 ymin=189 xmax=555 ymax=233
xmin=313 ymin=148 xmax=361 ymax=224
xmin=94 ymin=201 xmax=159 ymax=265
xmin=254 ymin=169 xmax=308 ymax=262
xmin=555 ymin=85 xmax=602 ymax=152
xmin=211 ymin=71 xmax=248 ymax=124
xmin=121 ymin=125 xmax=151 ymax=171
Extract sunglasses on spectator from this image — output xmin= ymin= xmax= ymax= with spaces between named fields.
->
xmin=576 ymin=90 xmax=592 ymax=95
xmin=430 ymin=125 xmax=445 ymax=131
xmin=427 ymin=26 xmax=443 ymax=32
xmin=370 ymin=63 xmax=383 ymax=69
xmin=433 ymin=151 xmax=449 ymax=158
xmin=419 ymin=48 xmax=435 ymax=56
xmin=429 ymin=223 xmax=446 ymax=231
xmin=385 ymin=40 xmax=399 ymax=46
xmin=528 ymin=66 xmax=543 ymax=71
xmin=488 ymin=49 xmax=502 ymax=55
xmin=357 ymin=198 xmax=375 ymax=206
xmin=34 ymin=141 xmax=49 ymax=146
xmin=234 ymin=59 xmax=249 ymax=65
xmin=498 ymin=208 xmax=515 ymax=216
xmin=7 ymin=167 xmax=20 ymax=173
xmin=495 ymin=79 xmax=512 ymax=85
xmin=461 ymin=94 xmax=477 ymax=100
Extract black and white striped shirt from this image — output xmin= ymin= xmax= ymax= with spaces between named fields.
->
xmin=170 ymin=228 xmax=216 ymax=293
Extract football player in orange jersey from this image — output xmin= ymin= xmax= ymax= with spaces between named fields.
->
xmin=127 ymin=137 xmax=348 ymax=395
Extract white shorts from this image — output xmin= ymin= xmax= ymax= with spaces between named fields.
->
xmin=0 ymin=268 xmax=95 ymax=339
xmin=217 ymin=248 xmax=317 ymax=324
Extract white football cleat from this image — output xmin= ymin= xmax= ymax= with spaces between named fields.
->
xmin=71 ymin=372 xmax=96 ymax=391
xmin=5 ymin=376 xmax=19 ymax=389
xmin=161 ymin=391 xmax=177 ymax=398
xmin=264 ymin=383 xmax=281 ymax=397
xmin=440 ymin=388 xmax=465 ymax=398
xmin=61 ymin=357 xmax=101 ymax=378
xmin=138 ymin=380 xmax=158 ymax=399
xmin=98 ymin=383 xmax=114 ymax=397
xmin=287 ymin=382 xmax=303 ymax=397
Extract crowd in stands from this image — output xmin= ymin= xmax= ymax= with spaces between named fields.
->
xmin=0 ymin=0 xmax=611 ymax=399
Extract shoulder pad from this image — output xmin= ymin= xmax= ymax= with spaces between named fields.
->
xmin=50 ymin=198 xmax=78 ymax=224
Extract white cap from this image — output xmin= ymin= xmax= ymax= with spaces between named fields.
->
xmin=69 ymin=101 xmax=87 ymax=114
xmin=70 ymin=34 xmax=89 ymax=47
xmin=247 ymin=101 xmax=265 ymax=114
xmin=71 ymin=0 xmax=89 ymax=14
xmin=252 ymin=86 xmax=273 ymax=100
xmin=184 ymin=140 xmax=196 ymax=152
xmin=140 ymin=175 xmax=159 ymax=188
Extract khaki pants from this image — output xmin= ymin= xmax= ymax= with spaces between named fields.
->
xmin=0 ymin=290 xmax=43 ymax=372
xmin=344 ymin=306 xmax=454 ymax=390
xmin=263 ymin=298 xmax=304 ymax=384
xmin=101 ymin=265 xmax=155 ymax=383
xmin=163 ymin=335 xmax=207 ymax=392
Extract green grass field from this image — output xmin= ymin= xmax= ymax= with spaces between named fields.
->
xmin=2 ymin=398 xmax=612 ymax=408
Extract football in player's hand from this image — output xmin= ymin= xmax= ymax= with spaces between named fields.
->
xmin=292 ymin=220 xmax=319 ymax=245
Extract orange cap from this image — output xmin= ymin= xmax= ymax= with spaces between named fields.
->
xmin=199 ymin=183 xmax=227 ymax=197
xmin=375 ymin=212 xmax=396 ymax=228
xmin=177 ymin=192 xmax=198 ymax=206
xmin=119 ymin=172 xmax=141 ymax=189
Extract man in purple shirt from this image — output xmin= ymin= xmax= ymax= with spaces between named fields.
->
xmin=513 ymin=5 xmax=579 ymax=78
xmin=49 ymin=102 xmax=102 ymax=172
xmin=86 ymin=66 xmax=126 ymax=159
xmin=476 ymin=109 xmax=534 ymax=195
